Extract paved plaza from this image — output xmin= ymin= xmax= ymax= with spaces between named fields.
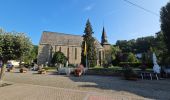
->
xmin=0 ymin=69 xmax=170 ymax=100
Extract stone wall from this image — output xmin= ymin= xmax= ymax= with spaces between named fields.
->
xmin=37 ymin=44 xmax=52 ymax=65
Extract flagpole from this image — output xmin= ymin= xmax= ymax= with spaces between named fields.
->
xmin=86 ymin=51 xmax=88 ymax=69
xmin=84 ymin=41 xmax=88 ymax=69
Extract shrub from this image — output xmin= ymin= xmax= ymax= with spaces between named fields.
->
xmin=86 ymin=67 xmax=122 ymax=76
xmin=119 ymin=62 xmax=142 ymax=68
xmin=122 ymin=66 xmax=138 ymax=80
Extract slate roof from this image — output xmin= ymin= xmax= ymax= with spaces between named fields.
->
xmin=39 ymin=31 xmax=83 ymax=46
xmin=39 ymin=31 xmax=103 ymax=49
xmin=94 ymin=38 xmax=104 ymax=49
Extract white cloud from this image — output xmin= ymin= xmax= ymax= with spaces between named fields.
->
xmin=84 ymin=4 xmax=95 ymax=11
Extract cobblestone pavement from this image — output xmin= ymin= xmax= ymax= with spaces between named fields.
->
xmin=1 ymin=69 xmax=170 ymax=100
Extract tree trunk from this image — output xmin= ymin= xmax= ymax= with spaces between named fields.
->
xmin=0 ymin=66 xmax=5 ymax=84
xmin=0 ymin=60 xmax=7 ymax=85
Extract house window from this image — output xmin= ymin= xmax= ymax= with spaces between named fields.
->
xmin=75 ymin=48 xmax=77 ymax=60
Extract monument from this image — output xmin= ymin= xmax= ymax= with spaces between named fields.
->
xmin=153 ymin=53 xmax=161 ymax=74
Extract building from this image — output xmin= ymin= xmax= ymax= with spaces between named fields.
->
xmin=37 ymin=27 xmax=111 ymax=66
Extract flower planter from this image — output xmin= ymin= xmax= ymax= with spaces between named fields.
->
xmin=7 ymin=67 xmax=14 ymax=72
xmin=38 ymin=69 xmax=46 ymax=74
xmin=19 ymin=68 xmax=27 ymax=73
xmin=7 ymin=69 xmax=13 ymax=72
xmin=74 ymin=68 xmax=82 ymax=77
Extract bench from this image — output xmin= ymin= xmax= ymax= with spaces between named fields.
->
xmin=140 ymin=71 xmax=159 ymax=80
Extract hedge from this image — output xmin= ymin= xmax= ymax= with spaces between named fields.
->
xmin=118 ymin=62 xmax=153 ymax=68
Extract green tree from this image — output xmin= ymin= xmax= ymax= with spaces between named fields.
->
xmin=160 ymin=2 xmax=170 ymax=54
xmin=111 ymin=45 xmax=121 ymax=60
xmin=81 ymin=19 xmax=97 ymax=67
xmin=23 ymin=45 xmax=38 ymax=64
xmin=127 ymin=52 xmax=138 ymax=62
xmin=154 ymin=32 xmax=169 ymax=65
xmin=51 ymin=51 xmax=67 ymax=68
xmin=0 ymin=29 xmax=32 ymax=83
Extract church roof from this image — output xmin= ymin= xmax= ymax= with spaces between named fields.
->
xmin=39 ymin=31 xmax=103 ymax=49
xmin=94 ymin=38 xmax=104 ymax=49
xmin=39 ymin=31 xmax=83 ymax=46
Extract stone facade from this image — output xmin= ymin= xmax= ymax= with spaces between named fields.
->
xmin=37 ymin=31 xmax=84 ymax=65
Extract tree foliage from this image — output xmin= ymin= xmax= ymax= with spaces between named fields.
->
xmin=111 ymin=45 xmax=121 ymax=61
xmin=0 ymin=29 xmax=32 ymax=63
xmin=115 ymin=31 xmax=169 ymax=65
xmin=81 ymin=19 xmax=97 ymax=67
xmin=23 ymin=45 xmax=38 ymax=64
xmin=116 ymin=36 xmax=155 ymax=53
xmin=51 ymin=51 xmax=67 ymax=65
xmin=160 ymin=2 xmax=170 ymax=54
xmin=127 ymin=52 xmax=138 ymax=62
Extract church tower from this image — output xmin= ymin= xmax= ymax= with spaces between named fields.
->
xmin=101 ymin=27 xmax=111 ymax=51
xmin=101 ymin=27 xmax=112 ymax=65
xmin=101 ymin=27 xmax=108 ymax=45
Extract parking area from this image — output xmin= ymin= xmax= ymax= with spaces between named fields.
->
xmin=1 ymin=69 xmax=170 ymax=100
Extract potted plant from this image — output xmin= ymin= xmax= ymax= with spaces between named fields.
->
xmin=38 ymin=68 xmax=46 ymax=74
xmin=74 ymin=68 xmax=82 ymax=76
xmin=19 ymin=67 xmax=28 ymax=73
xmin=7 ymin=65 xmax=14 ymax=72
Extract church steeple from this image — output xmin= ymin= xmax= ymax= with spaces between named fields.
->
xmin=101 ymin=27 xmax=109 ymax=45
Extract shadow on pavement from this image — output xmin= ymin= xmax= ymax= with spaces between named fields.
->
xmin=69 ymin=75 xmax=170 ymax=100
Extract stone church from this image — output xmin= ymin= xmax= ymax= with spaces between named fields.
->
xmin=37 ymin=27 xmax=111 ymax=66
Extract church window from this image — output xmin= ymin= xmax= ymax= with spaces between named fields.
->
xmin=75 ymin=48 xmax=77 ymax=60
xmin=67 ymin=48 xmax=69 ymax=58
xmin=99 ymin=51 xmax=101 ymax=60
xmin=59 ymin=47 xmax=61 ymax=52
xmin=55 ymin=46 xmax=57 ymax=52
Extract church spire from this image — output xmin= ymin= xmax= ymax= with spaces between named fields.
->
xmin=101 ymin=26 xmax=109 ymax=45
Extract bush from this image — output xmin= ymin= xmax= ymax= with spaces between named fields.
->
xmin=119 ymin=62 xmax=142 ymax=68
xmin=51 ymin=51 xmax=67 ymax=66
xmin=68 ymin=64 xmax=77 ymax=68
xmin=122 ymin=66 xmax=138 ymax=80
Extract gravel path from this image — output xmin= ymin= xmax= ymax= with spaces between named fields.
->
xmin=1 ymin=69 xmax=170 ymax=100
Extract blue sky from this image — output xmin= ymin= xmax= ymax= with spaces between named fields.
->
xmin=0 ymin=0 xmax=169 ymax=45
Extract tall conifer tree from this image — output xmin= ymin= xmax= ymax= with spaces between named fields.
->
xmin=81 ymin=19 xmax=97 ymax=67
